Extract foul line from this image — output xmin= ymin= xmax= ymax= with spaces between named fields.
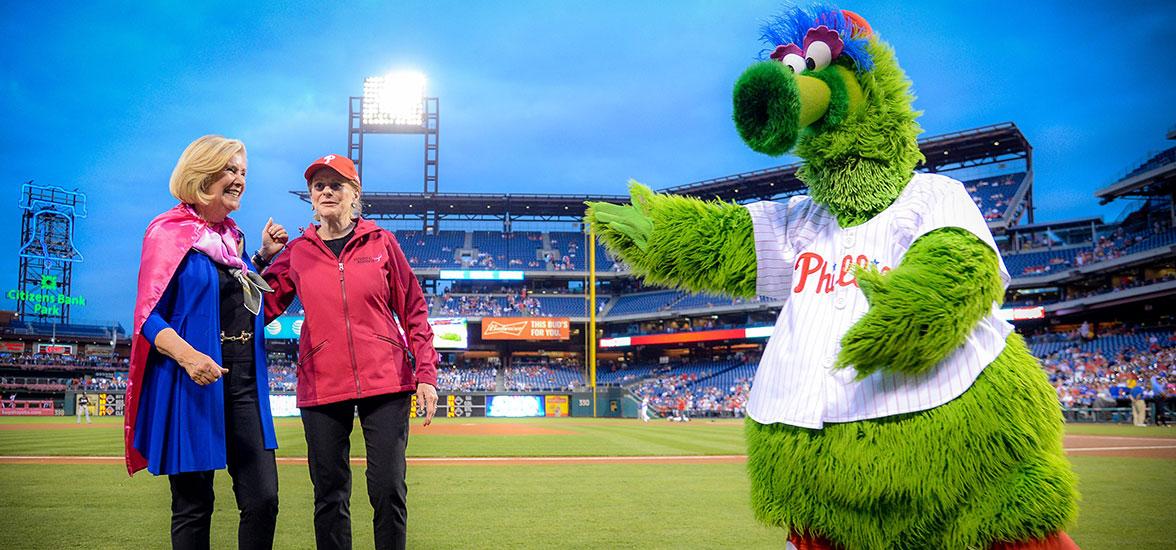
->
xmin=1065 ymin=445 xmax=1176 ymax=452
xmin=0 ymin=454 xmax=749 ymax=466
xmin=4 ymin=446 xmax=1175 ymax=466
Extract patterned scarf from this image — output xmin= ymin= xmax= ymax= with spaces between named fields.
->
xmin=184 ymin=204 xmax=272 ymax=314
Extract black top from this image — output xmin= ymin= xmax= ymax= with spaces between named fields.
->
xmin=322 ymin=228 xmax=355 ymax=258
xmin=217 ymin=264 xmax=254 ymax=362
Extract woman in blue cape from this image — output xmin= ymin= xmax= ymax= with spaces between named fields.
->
xmin=123 ymin=135 xmax=289 ymax=549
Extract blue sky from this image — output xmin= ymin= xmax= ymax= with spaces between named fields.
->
xmin=1 ymin=0 xmax=1174 ymax=328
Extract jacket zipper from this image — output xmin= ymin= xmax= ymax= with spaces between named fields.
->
xmin=339 ymin=261 xmax=362 ymax=395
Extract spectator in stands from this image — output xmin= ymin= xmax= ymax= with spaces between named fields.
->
xmin=125 ymin=135 xmax=280 ymax=549
xmin=260 ymin=154 xmax=439 ymax=550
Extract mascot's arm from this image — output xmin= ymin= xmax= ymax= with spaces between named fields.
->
xmin=585 ymin=181 xmax=757 ymax=298
xmin=836 ymin=227 xmax=1003 ymax=378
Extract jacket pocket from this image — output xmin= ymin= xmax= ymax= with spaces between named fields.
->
xmin=375 ymin=334 xmax=416 ymax=373
xmin=298 ymin=340 xmax=328 ymax=367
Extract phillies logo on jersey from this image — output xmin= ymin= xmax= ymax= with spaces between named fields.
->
xmin=793 ymin=252 xmax=891 ymax=294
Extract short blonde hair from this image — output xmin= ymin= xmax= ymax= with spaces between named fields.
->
xmin=169 ymin=135 xmax=246 ymax=205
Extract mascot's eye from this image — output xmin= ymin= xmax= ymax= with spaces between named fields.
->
xmin=804 ymin=40 xmax=834 ymax=71
xmin=782 ymin=53 xmax=806 ymax=74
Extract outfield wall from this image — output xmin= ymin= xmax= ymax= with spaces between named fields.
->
xmin=66 ymin=389 xmax=638 ymax=419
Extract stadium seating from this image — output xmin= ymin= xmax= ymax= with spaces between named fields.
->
xmin=1122 ymin=145 xmax=1176 ymax=179
xmin=504 ymin=363 xmax=584 ymax=391
xmin=963 ymin=172 xmax=1025 ymax=221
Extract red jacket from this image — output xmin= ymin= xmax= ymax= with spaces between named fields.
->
xmin=263 ymin=218 xmax=438 ymax=407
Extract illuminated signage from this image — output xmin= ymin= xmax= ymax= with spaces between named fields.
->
xmin=7 ymin=286 xmax=87 ymax=316
xmin=36 ymin=343 xmax=76 ymax=355
xmin=481 ymin=317 xmax=570 ymax=341
xmin=264 ymin=316 xmax=305 ymax=340
xmin=429 ymin=317 xmax=469 ymax=349
xmin=599 ymin=325 xmax=775 ymax=348
xmin=438 ymin=270 xmax=524 ymax=281
xmin=996 ymin=306 xmax=1046 ymax=321
xmin=487 ymin=395 xmax=545 ymax=417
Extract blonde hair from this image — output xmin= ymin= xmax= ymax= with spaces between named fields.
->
xmin=169 ymin=135 xmax=246 ymax=205
xmin=307 ymin=169 xmax=363 ymax=219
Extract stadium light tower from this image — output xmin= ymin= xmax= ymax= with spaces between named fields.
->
xmin=348 ymin=71 xmax=439 ymax=199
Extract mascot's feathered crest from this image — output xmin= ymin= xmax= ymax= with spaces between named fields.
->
xmin=758 ymin=5 xmax=874 ymax=73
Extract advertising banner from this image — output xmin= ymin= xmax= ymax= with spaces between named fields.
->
xmin=486 ymin=395 xmax=545 ymax=417
xmin=264 ymin=316 xmax=305 ymax=340
xmin=37 ymin=343 xmax=75 ymax=355
xmin=544 ymin=395 xmax=569 ymax=417
xmin=0 ymin=341 xmax=26 ymax=353
xmin=429 ymin=318 xmax=469 ymax=349
xmin=481 ymin=317 xmax=570 ymax=341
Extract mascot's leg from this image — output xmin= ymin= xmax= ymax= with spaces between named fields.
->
xmin=745 ymin=334 xmax=1078 ymax=549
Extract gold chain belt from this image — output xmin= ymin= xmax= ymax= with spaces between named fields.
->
xmin=220 ymin=330 xmax=253 ymax=343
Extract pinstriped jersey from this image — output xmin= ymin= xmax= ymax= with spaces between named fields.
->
xmin=743 ymin=173 xmax=1013 ymax=428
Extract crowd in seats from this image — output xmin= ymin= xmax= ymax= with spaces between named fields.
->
xmin=433 ymin=292 xmax=542 ymax=317
xmin=503 ymin=361 xmax=583 ymax=391
xmin=607 ymin=290 xmax=771 ymax=319
xmin=430 ymin=292 xmax=606 ymax=318
xmin=1004 ymin=223 xmax=1175 ymax=277
xmin=264 ymin=351 xmax=297 ymax=392
xmin=396 ymin=229 xmax=464 ymax=267
xmin=1033 ymin=328 xmax=1174 ymax=413
xmin=436 ymin=364 xmax=497 ymax=391
xmin=621 ymin=358 xmax=751 ymax=417
xmin=964 ymin=173 xmax=1024 ymax=221
xmin=1 ymin=373 xmax=130 ymax=394
xmin=0 ymin=353 xmax=129 ymax=373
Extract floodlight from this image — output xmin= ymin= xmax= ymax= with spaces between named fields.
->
xmin=362 ymin=71 xmax=427 ymax=127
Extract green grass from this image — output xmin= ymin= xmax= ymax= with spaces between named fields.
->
xmin=0 ymin=417 xmax=1172 ymax=549
xmin=0 ymin=416 xmax=750 ymax=457
xmin=1061 ymin=422 xmax=1176 ymax=439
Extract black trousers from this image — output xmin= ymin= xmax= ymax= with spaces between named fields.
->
xmin=301 ymin=392 xmax=412 ymax=550
xmin=169 ymin=358 xmax=279 ymax=550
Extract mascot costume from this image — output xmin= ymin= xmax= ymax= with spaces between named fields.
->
xmin=586 ymin=5 xmax=1079 ymax=549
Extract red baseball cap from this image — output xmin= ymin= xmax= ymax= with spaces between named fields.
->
xmin=304 ymin=154 xmax=360 ymax=184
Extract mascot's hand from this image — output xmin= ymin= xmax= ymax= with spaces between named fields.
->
xmin=585 ymin=180 xmax=656 ymax=251
xmin=835 ymin=264 xmax=889 ymax=379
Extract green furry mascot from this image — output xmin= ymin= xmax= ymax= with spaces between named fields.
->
xmin=586 ymin=6 xmax=1079 ymax=549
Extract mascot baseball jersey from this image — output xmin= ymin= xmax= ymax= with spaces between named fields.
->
xmin=744 ymin=172 xmax=1014 ymax=428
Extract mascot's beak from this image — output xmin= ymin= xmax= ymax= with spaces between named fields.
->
xmin=733 ymin=61 xmax=861 ymax=156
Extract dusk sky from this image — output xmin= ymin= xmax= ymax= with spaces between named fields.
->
xmin=2 ymin=0 xmax=1173 ymax=328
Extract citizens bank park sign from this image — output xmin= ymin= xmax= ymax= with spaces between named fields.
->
xmin=7 ymin=285 xmax=87 ymax=316
xmin=481 ymin=317 xmax=570 ymax=341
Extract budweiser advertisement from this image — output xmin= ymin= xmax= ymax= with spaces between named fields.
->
xmin=481 ymin=317 xmax=570 ymax=341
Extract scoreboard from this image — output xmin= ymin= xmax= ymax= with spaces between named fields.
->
xmin=410 ymin=394 xmax=486 ymax=418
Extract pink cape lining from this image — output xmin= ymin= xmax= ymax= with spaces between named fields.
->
xmin=123 ymin=204 xmax=241 ymax=476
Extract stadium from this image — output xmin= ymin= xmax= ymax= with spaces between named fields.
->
xmin=3 ymin=121 xmax=1173 ymax=547
xmin=2 ymin=4 xmax=1175 ymax=550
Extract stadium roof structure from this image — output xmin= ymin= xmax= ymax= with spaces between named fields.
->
xmin=292 ymin=122 xmax=1033 ymax=228
xmin=1094 ymin=145 xmax=1176 ymax=204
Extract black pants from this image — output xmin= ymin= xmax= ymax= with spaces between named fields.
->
xmin=169 ymin=358 xmax=279 ymax=550
xmin=301 ymin=392 xmax=412 ymax=550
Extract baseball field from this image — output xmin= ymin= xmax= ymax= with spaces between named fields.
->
xmin=0 ymin=416 xmax=1172 ymax=549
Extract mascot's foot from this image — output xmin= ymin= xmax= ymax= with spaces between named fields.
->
xmin=787 ymin=531 xmax=1080 ymax=550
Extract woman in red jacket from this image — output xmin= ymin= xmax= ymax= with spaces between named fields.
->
xmin=257 ymin=154 xmax=438 ymax=550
